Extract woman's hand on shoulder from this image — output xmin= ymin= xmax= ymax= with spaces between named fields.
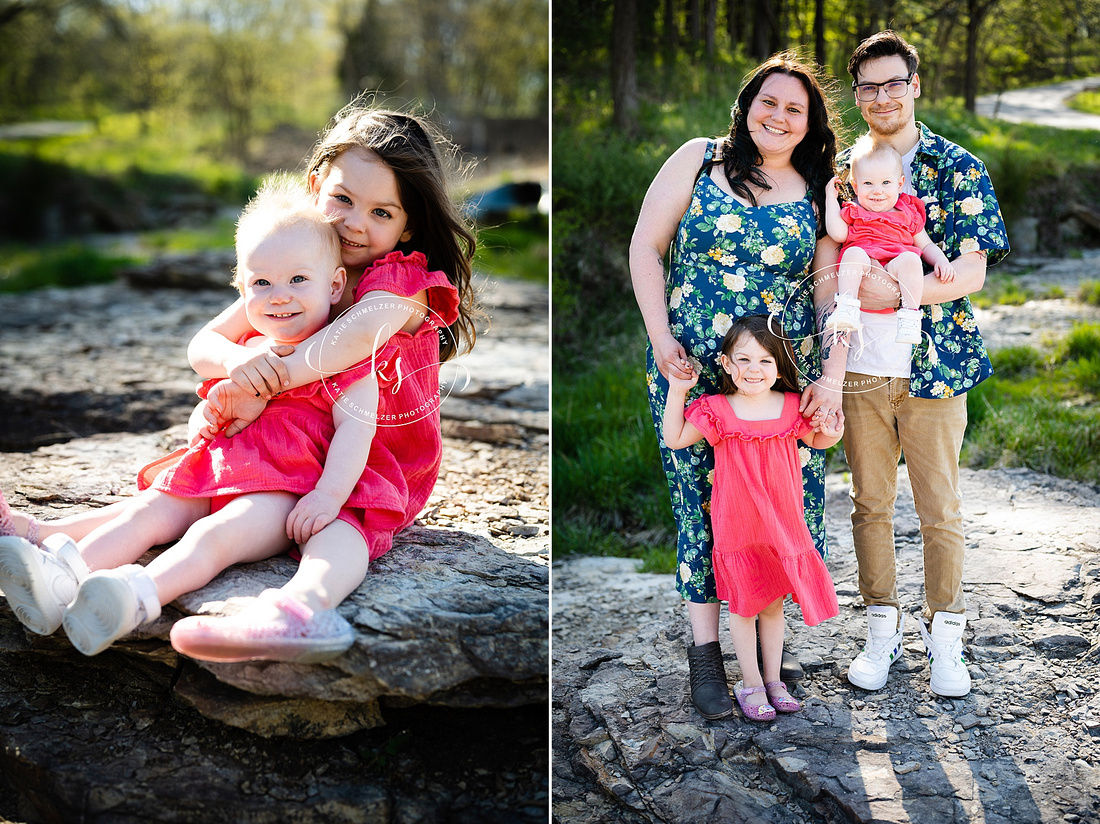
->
xmin=227 ymin=345 xmax=296 ymax=400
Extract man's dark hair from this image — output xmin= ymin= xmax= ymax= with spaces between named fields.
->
xmin=847 ymin=30 xmax=920 ymax=81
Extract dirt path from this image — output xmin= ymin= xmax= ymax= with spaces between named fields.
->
xmin=977 ymin=251 xmax=1100 ymax=350
xmin=975 ymin=76 xmax=1100 ymax=130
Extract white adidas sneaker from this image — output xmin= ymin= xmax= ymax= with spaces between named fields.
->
xmin=919 ymin=611 xmax=971 ymax=697
xmin=847 ymin=605 xmax=905 ymax=691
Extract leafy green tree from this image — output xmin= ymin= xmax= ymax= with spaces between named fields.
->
xmin=338 ymin=0 xmax=548 ymax=117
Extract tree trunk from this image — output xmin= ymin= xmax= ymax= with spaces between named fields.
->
xmin=611 ymin=0 xmax=639 ymax=133
xmin=751 ymin=0 xmax=769 ymax=60
xmin=704 ymin=0 xmax=716 ymax=58
xmin=664 ymin=0 xmax=676 ymax=50
xmin=964 ymin=0 xmax=998 ymax=112
xmin=727 ymin=0 xmax=743 ymax=44
xmin=814 ymin=0 xmax=826 ymax=67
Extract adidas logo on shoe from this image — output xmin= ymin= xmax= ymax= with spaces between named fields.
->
xmin=847 ymin=605 xmax=905 ymax=692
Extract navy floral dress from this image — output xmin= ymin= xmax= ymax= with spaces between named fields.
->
xmin=646 ymin=141 xmax=827 ymax=603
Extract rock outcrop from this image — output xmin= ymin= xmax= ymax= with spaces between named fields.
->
xmin=0 ymin=273 xmax=549 ymax=822
xmin=553 ymin=466 xmax=1100 ymax=824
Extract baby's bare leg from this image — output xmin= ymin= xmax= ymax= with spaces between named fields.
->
xmin=838 ymin=247 xmax=872 ymax=297
xmin=12 ymin=500 xmax=130 ymax=544
xmin=886 ymin=252 xmax=924 ymax=310
xmin=78 ymin=490 xmax=211 ymax=572
xmin=281 ymin=519 xmax=370 ymax=612
xmin=143 ymin=491 xmax=297 ymax=605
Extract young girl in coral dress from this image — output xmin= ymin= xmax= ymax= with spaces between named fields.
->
xmin=0 ymin=105 xmax=478 ymax=662
xmin=663 ymin=315 xmax=842 ymax=721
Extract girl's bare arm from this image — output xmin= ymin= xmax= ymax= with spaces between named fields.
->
xmin=662 ymin=374 xmax=704 ymax=450
xmin=285 ymin=377 xmax=379 ymax=544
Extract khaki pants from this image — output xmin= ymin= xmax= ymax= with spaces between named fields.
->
xmin=841 ymin=373 xmax=968 ymax=618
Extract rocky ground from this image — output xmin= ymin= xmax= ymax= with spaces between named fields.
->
xmin=552 ymin=255 xmax=1100 ymax=824
xmin=0 ymin=272 xmax=549 ymax=823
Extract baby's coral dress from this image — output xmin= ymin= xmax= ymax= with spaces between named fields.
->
xmin=142 ymin=251 xmax=459 ymax=561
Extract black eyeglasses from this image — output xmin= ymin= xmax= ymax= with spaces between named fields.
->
xmin=853 ymin=74 xmax=914 ymax=102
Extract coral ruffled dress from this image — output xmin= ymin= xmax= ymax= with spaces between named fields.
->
xmin=839 ymin=192 xmax=926 ymax=266
xmin=684 ymin=393 xmax=839 ymax=626
xmin=141 ymin=251 xmax=459 ymax=561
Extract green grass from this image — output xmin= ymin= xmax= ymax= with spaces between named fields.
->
xmin=969 ymin=271 xmax=1068 ymax=308
xmin=1078 ymin=280 xmax=1100 ymax=306
xmin=0 ymin=243 xmax=140 ymax=292
xmin=0 ymin=216 xmax=238 ymax=292
xmin=1069 ymin=89 xmax=1100 ymax=116
xmin=552 ymin=325 xmax=677 ymax=561
xmin=963 ymin=323 xmax=1100 ymax=485
xmin=2 ymin=110 xmax=259 ymax=201
xmin=474 ymin=216 xmax=549 ymax=282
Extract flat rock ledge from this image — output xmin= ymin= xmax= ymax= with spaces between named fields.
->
xmin=553 ymin=466 xmax=1100 ymax=824
xmin=0 ymin=435 xmax=547 ymax=741
xmin=1 ymin=522 xmax=546 ymax=739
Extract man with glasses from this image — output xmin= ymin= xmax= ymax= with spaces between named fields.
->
xmin=835 ymin=31 xmax=1010 ymax=698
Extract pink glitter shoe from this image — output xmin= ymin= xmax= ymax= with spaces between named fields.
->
xmin=733 ymin=681 xmax=776 ymax=722
xmin=170 ymin=589 xmax=355 ymax=663
xmin=765 ymin=681 xmax=801 ymax=713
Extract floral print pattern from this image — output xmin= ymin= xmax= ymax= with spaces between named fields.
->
xmin=840 ymin=123 xmax=1010 ymax=398
xmin=646 ymin=141 xmax=828 ymax=604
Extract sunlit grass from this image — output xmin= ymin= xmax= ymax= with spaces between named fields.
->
xmin=963 ymin=323 xmax=1100 ymax=485
xmin=1068 ymin=89 xmax=1100 ymax=115
xmin=474 ymin=217 xmax=549 ymax=282
xmin=2 ymin=110 xmax=257 ymax=201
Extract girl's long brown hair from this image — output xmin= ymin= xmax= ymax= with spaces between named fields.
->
xmin=717 ymin=315 xmax=802 ymax=395
xmin=306 ymin=101 xmax=480 ymax=361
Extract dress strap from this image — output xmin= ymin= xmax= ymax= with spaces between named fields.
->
xmin=695 ymin=139 xmax=722 ymax=186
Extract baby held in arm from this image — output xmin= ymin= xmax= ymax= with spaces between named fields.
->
xmin=825 ymin=135 xmax=955 ymax=346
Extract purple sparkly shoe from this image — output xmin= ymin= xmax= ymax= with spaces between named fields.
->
xmin=733 ymin=681 xmax=776 ymax=721
xmin=765 ymin=681 xmax=801 ymax=713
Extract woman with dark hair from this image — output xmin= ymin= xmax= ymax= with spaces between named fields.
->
xmin=630 ymin=52 xmax=847 ymax=720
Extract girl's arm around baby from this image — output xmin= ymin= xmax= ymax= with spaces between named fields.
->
xmin=285 ymin=377 xmax=380 ymax=545
xmin=197 ymin=290 xmax=423 ymax=437
xmin=662 ymin=372 xmax=705 ymax=450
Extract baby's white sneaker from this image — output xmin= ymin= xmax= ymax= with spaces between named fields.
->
xmin=829 ymin=293 xmax=862 ymax=335
xmin=0 ymin=533 xmax=88 ymax=635
xmin=62 ymin=564 xmax=161 ymax=656
xmin=895 ymin=307 xmax=923 ymax=344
